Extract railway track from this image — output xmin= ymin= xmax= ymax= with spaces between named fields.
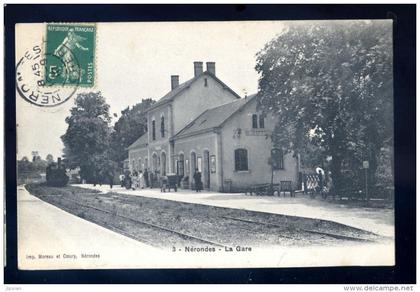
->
xmin=107 ymin=191 xmax=378 ymax=242
xmin=102 ymin=192 xmax=377 ymax=240
xmin=34 ymin=187 xmax=380 ymax=247
xmin=220 ymin=215 xmax=375 ymax=242
xmin=39 ymin=194 xmax=228 ymax=249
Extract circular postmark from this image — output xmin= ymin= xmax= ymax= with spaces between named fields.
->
xmin=16 ymin=43 xmax=80 ymax=107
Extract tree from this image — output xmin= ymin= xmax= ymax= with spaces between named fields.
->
xmin=109 ymin=98 xmax=155 ymax=164
xmin=17 ymin=157 xmax=35 ymax=178
xmin=255 ymin=21 xmax=393 ymax=193
xmin=46 ymin=154 xmax=54 ymax=164
xmin=17 ymin=156 xmax=48 ymax=181
xmin=61 ymin=92 xmax=112 ymax=182
xmin=31 ymin=151 xmax=41 ymax=162
xmin=32 ymin=158 xmax=48 ymax=173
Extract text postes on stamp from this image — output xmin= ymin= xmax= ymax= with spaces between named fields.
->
xmin=45 ymin=23 xmax=96 ymax=87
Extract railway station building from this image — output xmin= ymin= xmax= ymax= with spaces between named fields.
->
xmin=127 ymin=62 xmax=300 ymax=192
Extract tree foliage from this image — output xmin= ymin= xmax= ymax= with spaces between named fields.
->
xmin=17 ymin=156 xmax=48 ymax=180
xmin=109 ymin=98 xmax=155 ymax=164
xmin=256 ymin=21 xmax=393 ymax=190
xmin=61 ymin=92 xmax=112 ymax=182
xmin=46 ymin=154 xmax=54 ymax=164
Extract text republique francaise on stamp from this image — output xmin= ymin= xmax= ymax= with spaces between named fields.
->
xmin=45 ymin=23 xmax=96 ymax=88
xmin=16 ymin=23 xmax=96 ymax=107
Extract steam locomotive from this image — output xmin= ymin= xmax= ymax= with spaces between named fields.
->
xmin=45 ymin=157 xmax=69 ymax=187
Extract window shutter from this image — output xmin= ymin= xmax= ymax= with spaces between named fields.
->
xmin=160 ymin=116 xmax=165 ymax=137
xmin=252 ymin=114 xmax=258 ymax=129
xmin=259 ymin=115 xmax=265 ymax=128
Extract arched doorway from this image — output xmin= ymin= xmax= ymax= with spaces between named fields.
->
xmin=177 ymin=153 xmax=185 ymax=177
xmin=161 ymin=152 xmax=167 ymax=176
xmin=152 ymin=153 xmax=158 ymax=172
xmin=203 ymin=150 xmax=210 ymax=189
xmin=190 ymin=151 xmax=196 ymax=189
xmin=138 ymin=158 xmax=142 ymax=172
xmin=190 ymin=152 xmax=196 ymax=174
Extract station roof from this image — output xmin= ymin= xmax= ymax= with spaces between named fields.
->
xmin=172 ymin=94 xmax=256 ymax=140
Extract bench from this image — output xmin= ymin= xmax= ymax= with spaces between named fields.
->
xmin=245 ymin=181 xmax=295 ymax=197
xmin=245 ymin=183 xmax=276 ymax=196
xmin=336 ymin=187 xmax=363 ymax=200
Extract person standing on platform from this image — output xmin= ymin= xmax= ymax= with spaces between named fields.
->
xmin=144 ymin=168 xmax=149 ymax=188
xmin=193 ymin=168 xmax=202 ymax=193
xmin=131 ymin=171 xmax=138 ymax=190
xmin=119 ymin=173 xmax=125 ymax=187
xmin=139 ymin=170 xmax=145 ymax=189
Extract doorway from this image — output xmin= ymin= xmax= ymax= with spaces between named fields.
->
xmin=161 ymin=152 xmax=167 ymax=176
xmin=152 ymin=153 xmax=158 ymax=172
xmin=177 ymin=154 xmax=185 ymax=177
xmin=203 ymin=150 xmax=210 ymax=189
xmin=190 ymin=152 xmax=196 ymax=189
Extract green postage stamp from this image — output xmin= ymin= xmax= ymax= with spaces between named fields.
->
xmin=45 ymin=23 xmax=96 ymax=87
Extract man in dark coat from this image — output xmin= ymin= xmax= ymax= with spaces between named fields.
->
xmin=317 ymin=168 xmax=326 ymax=199
xmin=144 ymin=168 xmax=149 ymax=188
xmin=123 ymin=170 xmax=132 ymax=189
xmin=106 ymin=167 xmax=114 ymax=189
xmin=193 ymin=168 xmax=202 ymax=192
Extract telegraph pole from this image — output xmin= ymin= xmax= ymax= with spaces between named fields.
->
xmin=363 ymin=160 xmax=369 ymax=201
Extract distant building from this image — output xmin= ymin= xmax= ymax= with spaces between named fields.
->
xmin=127 ymin=62 xmax=299 ymax=192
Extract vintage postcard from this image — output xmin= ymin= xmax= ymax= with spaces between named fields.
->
xmin=15 ymin=20 xmax=395 ymax=270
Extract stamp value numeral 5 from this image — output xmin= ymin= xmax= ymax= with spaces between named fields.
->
xmin=48 ymin=65 xmax=61 ymax=80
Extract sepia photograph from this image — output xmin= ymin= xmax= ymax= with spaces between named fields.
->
xmin=4 ymin=4 xmax=415 ymax=285
xmin=13 ymin=18 xmax=396 ymax=270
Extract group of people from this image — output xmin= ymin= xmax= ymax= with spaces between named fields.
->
xmin=119 ymin=168 xmax=204 ymax=192
xmin=120 ymin=168 xmax=151 ymax=190
xmin=130 ymin=170 xmax=146 ymax=189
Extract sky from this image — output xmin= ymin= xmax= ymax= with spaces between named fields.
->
xmin=16 ymin=20 xmax=288 ymax=160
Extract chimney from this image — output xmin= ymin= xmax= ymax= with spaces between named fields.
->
xmin=206 ymin=62 xmax=216 ymax=75
xmin=193 ymin=61 xmax=203 ymax=77
xmin=171 ymin=75 xmax=179 ymax=90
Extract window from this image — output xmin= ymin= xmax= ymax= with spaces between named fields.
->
xmin=185 ymin=159 xmax=190 ymax=175
xmin=252 ymin=114 xmax=258 ymax=129
xmin=160 ymin=116 xmax=165 ymax=138
xmin=197 ymin=157 xmax=202 ymax=172
xmin=271 ymin=148 xmax=284 ymax=170
xmin=161 ymin=152 xmax=166 ymax=175
xmin=177 ymin=154 xmax=185 ymax=176
xmin=204 ymin=78 xmax=208 ymax=87
xmin=152 ymin=154 xmax=158 ymax=171
xmin=152 ymin=120 xmax=156 ymax=140
xmin=259 ymin=115 xmax=265 ymax=128
xmin=252 ymin=114 xmax=265 ymax=129
xmin=234 ymin=148 xmax=248 ymax=171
